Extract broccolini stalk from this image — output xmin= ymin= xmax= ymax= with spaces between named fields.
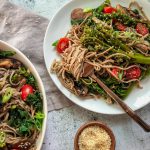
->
xmin=114 ymin=50 xmax=150 ymax=64
xmin=127 ymin=52 xmax=150 ymax=64
xmin=97 ymin=26 xmax=131 ymax=52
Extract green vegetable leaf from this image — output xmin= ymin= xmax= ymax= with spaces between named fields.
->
xmin=0 ymin=131 xmax=6 ymax=148
xmin=34 ymin=112 xmax=45 ymax=130
xmin=8 ymin=108 xmax=44 ymax=136
xmin=140 ymin=66 xmax=150 ymax=80
xmin=19 ymin=123 xmax=31 ymax=135
xmin=2 ymin=88 xmax=13 ymax=103
xmin=52 ymin=40 xmax=58 ymax=46
xmin=0 ymin=51 xmax=16 ymax=58
xmin=115 ymin=84 xmax=134 ymax=98
xmin=26 ymin=75 xmax=37 ymax=88
xmin=97 ymin=5 xmax=105 ymax=13
xmin=9 ymin=109 xmax=29 ymax=128
xmin=146 ymin=35 xmax=150 ymax=43
xmin=18 ymin=109 xmax=29 ymax=118
xmin=87 ymin=82 xmax=105 ymax=95
xmin=26 ymin=91 xmax=43 ymax=112
xmin=8 ymin=108 xmax=33 ymax=136
xmin=19 ymin=67 xmax=37 ymax=87
xmin=132 ymin=9 xmax=139 ymax=14
xmin=97 ymin=0 xmax=110 ymax=13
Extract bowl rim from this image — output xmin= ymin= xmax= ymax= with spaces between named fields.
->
xmin=74 ymin=121 xmax=116 ymax=150
xmin=0 ymin=40 xmax=47 ymax=150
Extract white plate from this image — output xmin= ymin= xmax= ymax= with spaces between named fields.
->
xmin=44 ymin=0 xmax=150 ymax=114
xmin=0 ymin=40 xmax=47 ymax=150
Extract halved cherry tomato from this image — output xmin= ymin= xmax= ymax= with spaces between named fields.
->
xmin=112 ymin=68 xmax=119 ymax=77
xmin=21 ymin=84 xmax=33 ymax=101
xmin=136 ymin=23 xmax=149 ymax=36
xmin=11 ymin=144 xmax=21 ymax=150
xmin=56 ymin=37 xmax=70 ymax=53
xmin=103 ymin=6 xmax=117 ymax=14
xmin=115 ymin=22 xmax=127 ymax=31
xmin=125 ymin=67 xmax=141 ymax=80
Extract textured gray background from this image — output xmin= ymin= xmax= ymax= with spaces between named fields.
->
xmin=8 ymin=0 xmax=150 ymax=150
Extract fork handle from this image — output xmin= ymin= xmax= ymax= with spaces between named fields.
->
xmin=91 ymin=73 xmax=150 ymax=132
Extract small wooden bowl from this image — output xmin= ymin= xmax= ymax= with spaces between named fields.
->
xmin=74 ymin=121 xmax=116 ymax=150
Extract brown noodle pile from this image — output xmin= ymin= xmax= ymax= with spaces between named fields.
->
xmin=0 ymin=67 xmax=39 ymax=149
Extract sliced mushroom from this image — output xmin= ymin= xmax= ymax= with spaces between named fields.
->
xmin=0 ymin=58 xmax=21 ymax=69
xmin=71 ymin=8 xmax=85 ymax=20
xmin=116 ymin=4 xmax=127 ymax=14
xmin=127 ymin=8 xmax=141 ymax=19
xmin=82 ymin=86 xmax=88 ymax=96
xmin=134 ymin=43 xmax=150 ymax=51
xmin=76 ymin=86 xmax=88 ymax=96
xmin=116 ymin=4 xmax=141 ymax=19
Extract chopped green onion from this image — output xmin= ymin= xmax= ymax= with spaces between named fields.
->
xmin=83 ymin=8 xmax=93 ymax=13
xmin=0 ymin=131 xmax=6 ymax=148
xmin=2 ymin=88 xmax=13 ymax=104
xmin=34 ymin=112 xmax=45 ymax=119
xmin=11 ymin=105 xmax=17 ymax=109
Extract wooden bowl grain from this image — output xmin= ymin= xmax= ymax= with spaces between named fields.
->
xmin=74 ymin=121 xmax=116 ymax=150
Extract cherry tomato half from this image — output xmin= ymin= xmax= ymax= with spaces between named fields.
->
xmin=11 ymin=144 xmax=21 ymax=150
xmin=136 ymin=23 xmax=149 ymax=36
xmin=112 ymin=68 xmax=119 ymax=77
xmin=125 ymin=67 xmax=141 ymax=80
xmin=57 ymin=38 xmax=70 ymax=53
xmin=115 ymin=22 xmax=127 ymax=31
xmin=103 ymin=6 xmax=117 ymax=14
xmin=21 ymin=84 xmax=33 ymax=101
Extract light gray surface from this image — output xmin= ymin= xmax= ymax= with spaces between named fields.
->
xmin=8 ymin=0 xmax=150 ymax=150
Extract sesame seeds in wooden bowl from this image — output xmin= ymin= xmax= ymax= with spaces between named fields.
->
xmin=74 ymin=121 xmax=116 ymax=150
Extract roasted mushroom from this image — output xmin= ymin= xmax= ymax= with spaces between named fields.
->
xmin=0 ymin=58 xmax=21 ymax=69
xmin=71 ymin=8 xmax=85 ymax=20
xmin=135 ymin=43 xmax=150 ymax=51
xmin=116 ymin=4 xmax=142 ymax=19
xmin=71 ymin=8 xmax=92 ymax=21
